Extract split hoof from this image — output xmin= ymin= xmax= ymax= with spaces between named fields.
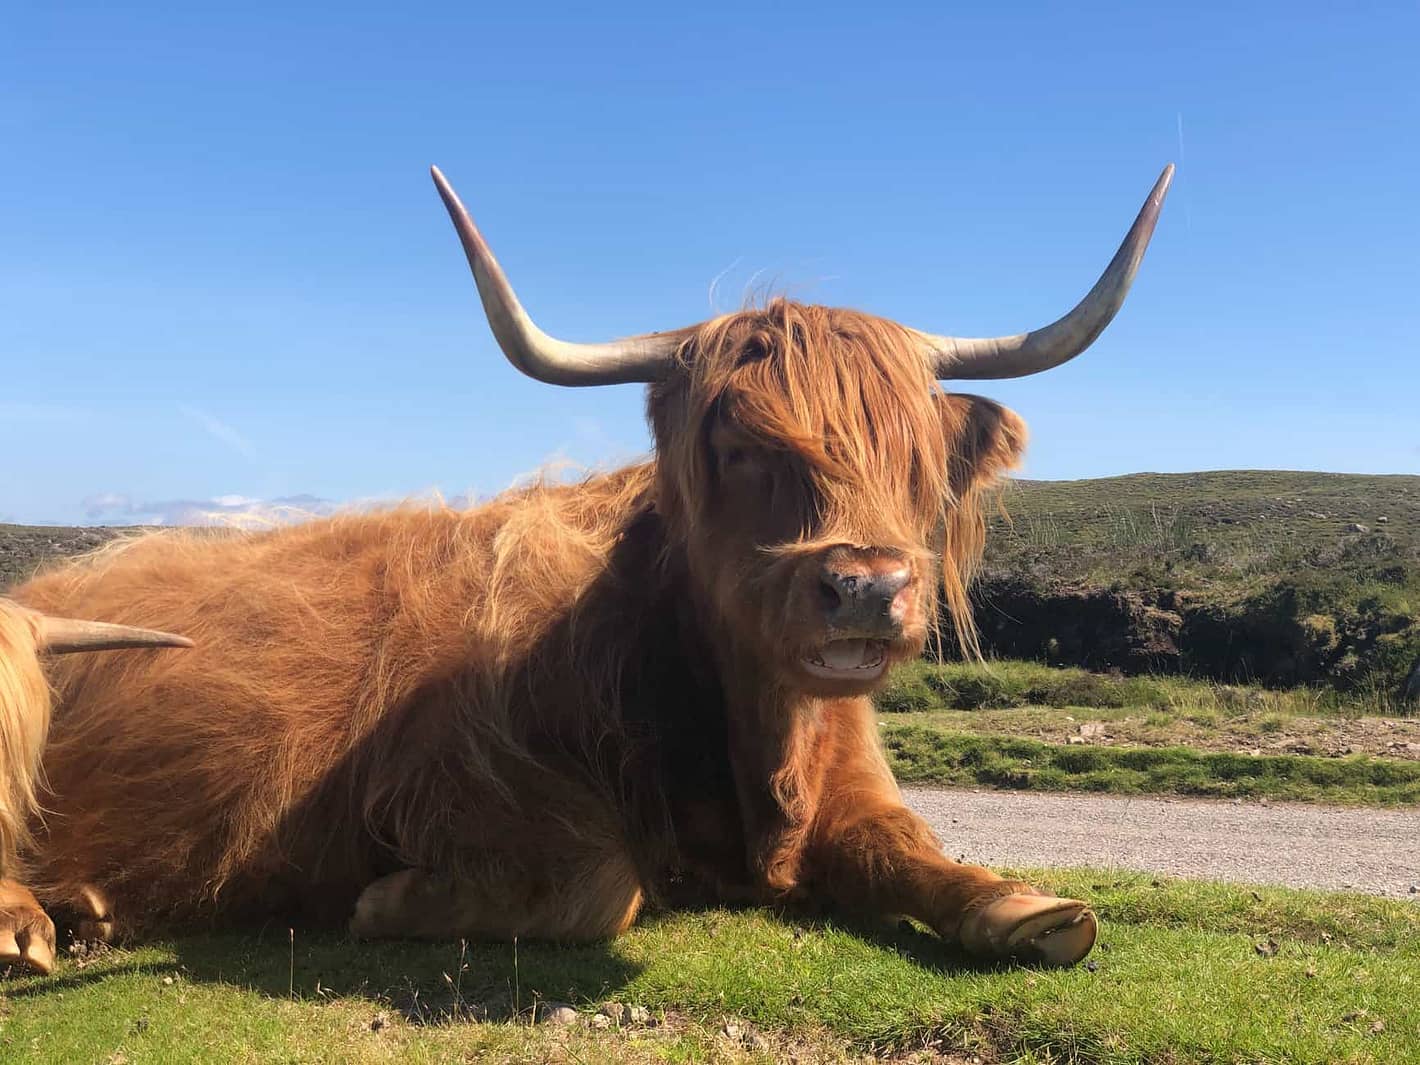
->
xmin=0 ymin=906 xmax=57 ymax=976
xmin=960 ymin=893 xmax=1098 ymax=967
xmin=69 ymin=884 xmax=116 ymax=944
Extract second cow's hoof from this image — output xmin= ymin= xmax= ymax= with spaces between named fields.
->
xmin=960 ymin=893 xmax=1098 ymax=967
xmin=0 ymin=906 xmax=56 ymax=976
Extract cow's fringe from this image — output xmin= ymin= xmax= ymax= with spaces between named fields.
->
xmin=0 ymin=601 xmax=50 ymax=876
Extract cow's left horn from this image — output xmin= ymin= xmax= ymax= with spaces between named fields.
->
xmin=917 ymin=164 xmax=1175 ymax=380
xmin=10 ymin=599 xmax=196 ymax=655
xmin=431 ymin=166 xmax=684 ymax=386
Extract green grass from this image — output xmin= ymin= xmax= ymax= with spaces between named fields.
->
xmin=2 ymin=872 xmax=1416 ymax=1064
xmin=873 ymin=660 xmax=1420 ymax=803
xmin=880 ymin=727 xmax=1420 ymax=805
xmin=876 ymin=659 xmax=1391 ymax=717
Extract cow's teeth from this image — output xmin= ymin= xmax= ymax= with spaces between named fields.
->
xmin=801 ymin=639 xmax=888 ymax=680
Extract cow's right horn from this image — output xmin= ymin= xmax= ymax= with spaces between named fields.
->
xmin=431 ymin=167 xmax=685 ymax=387
xmin=916 ymin=164 xmax=1175 ymax=380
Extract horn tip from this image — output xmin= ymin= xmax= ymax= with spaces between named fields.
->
xmin=1156 ymin=163 xmax=1177 ymax=195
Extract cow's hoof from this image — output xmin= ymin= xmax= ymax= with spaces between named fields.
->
xmin=0 ymin=905 xmax=56 ymax=976
xmin=960 ymin=893 xmax=1097 ymax=966
xmin=68 ymin=885 xmax=116 ymax=944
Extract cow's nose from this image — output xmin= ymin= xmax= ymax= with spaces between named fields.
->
xmin=819 ymin=558 xmax=912 ymax=631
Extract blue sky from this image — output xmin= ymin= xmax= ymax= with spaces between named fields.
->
xmin=2 ymin=2 xmax=1416 ymax=526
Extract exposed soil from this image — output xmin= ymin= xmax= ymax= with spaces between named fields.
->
xmin=895 ymin=708 xmax=1420 ymax=761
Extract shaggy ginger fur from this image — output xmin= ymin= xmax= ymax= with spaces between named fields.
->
xmin=1 ymin=300 xmax=1088 ymax=966
xmin=0 ymin=603 xmax=50 ymax=873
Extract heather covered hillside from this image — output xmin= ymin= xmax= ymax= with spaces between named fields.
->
xmin=974 ymin=470 xmax=1420 ymax=700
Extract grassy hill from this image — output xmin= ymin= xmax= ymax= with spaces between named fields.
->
xmin=4 ymin=470 xmax=1418 ymax=700
xmin=976 ymin=471 xmax=1420 ymax=701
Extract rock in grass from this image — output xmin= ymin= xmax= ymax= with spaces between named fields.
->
xmin=536 ymin=1002 xmax=579 ymax=1026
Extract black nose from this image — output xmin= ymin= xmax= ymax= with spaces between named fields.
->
xmin=819 ymin=561 xmax=912 ymax=630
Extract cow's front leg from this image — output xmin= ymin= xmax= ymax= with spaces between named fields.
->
xmin=808 ymin=798 xmax=1096 ymax=965
xmin=801 ymin=711 xmax=1096 ymax=965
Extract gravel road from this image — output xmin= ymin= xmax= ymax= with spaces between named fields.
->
xmin=903 ymin=787 xmax=1420 ymax=897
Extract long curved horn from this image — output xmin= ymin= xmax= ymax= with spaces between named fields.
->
xmin=2 ymin=598 xmax=195 ymax=654
xmin=38 ymin=616 xmax=194 ymax=654
xmin=917 ymin=164 xmax=1175 ymax=380
xmin=431 ymin=166 xmax=685 ymax=386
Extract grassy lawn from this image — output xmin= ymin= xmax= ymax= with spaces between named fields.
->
xmin=872 ymin=660 xmax=1420 ymax=805
xmin=881 ymin=727 xmax=1420 ymax=805
xmin=2 ymin=871 xmax=1416 ymax=1064
xmin=876 ymin=660 xmax=1409 ymax=723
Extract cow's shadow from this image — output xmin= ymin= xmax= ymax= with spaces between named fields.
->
xmin=3 ymin=902 xmax=988 ymax=1021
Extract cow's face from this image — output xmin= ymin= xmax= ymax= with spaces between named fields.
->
xmin=649 ymin=302 xmax=1026 ymax=696
xmin=429 ymin=163 xmax=1170 ymax=694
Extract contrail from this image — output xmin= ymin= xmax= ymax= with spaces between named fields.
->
xmin=1176 ymin=111 xmax=1191 ymax=230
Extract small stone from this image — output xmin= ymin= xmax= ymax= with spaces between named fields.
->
xmin=627 ymin=1005 xmax=651 ymax=1025
xmin=1084 ymin=959 xmax=1099 ymax=973
xmin=1370 ymin=1019 xmax=1386 ymax=1034
xmin=1254 ymin=938 xmax=1278 ymax=957
xmin=721 ymin=1021 xmax=743 ymax=1042
xmin=588 ymin=1013 xmax=612 ymax=1030
xmin=1408 ymin=884 xmax=1417 ymax=895
xmin=1344 ymin=523 xmax=1369 ymax=533
xmin=370 ymin=1012 xmax=388 ymax=1032
xmin=1376 ymin=516 xmax=1389 ymax=524
xmin=1068 ymin=736 xmax=1086 ymax=745
xmin=598 ymin=1002 xmax=629 ymax=1024
xmin=537 ymin=1002 xmax=579 ymax=1026
xmin=1078 ymin=722 xmax=1106 ymax=740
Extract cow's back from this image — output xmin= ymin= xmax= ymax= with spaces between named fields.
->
xmin=13 ymin=468 xmax=653 ymax=930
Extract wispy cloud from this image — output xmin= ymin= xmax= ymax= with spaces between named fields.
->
xmin=81 ymin=492 xmax=341 ymax=528
xmin=179 ymin=404 xmax=256 ymax=459
xmin=74 ymin=489 xmax=489 ymax=529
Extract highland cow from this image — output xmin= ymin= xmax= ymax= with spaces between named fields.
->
xmin=0 ymin=163 xmax=1173 ymax=976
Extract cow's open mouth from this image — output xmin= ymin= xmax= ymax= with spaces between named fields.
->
xmin=801 ymin=639 xmax=888 ymax=681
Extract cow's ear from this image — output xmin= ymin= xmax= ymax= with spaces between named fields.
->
xmin=938 ymin=393 xmax=1028 ymax=497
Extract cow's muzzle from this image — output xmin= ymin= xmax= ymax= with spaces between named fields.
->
xmin=798 ymin=548 xmax=916 ymax=684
